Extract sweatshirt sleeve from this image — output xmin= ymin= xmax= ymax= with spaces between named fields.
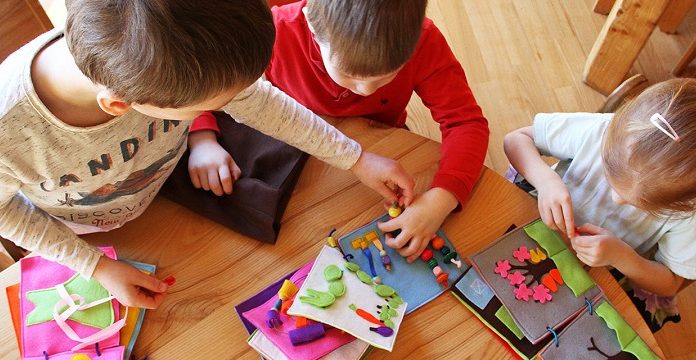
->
xmin=0 ymin=163 xmax=103 ymax=278
xmin=413 ymin=23 xmax=489 ymax=207
xmin=221 ymin=79 xmax=362 ymax=170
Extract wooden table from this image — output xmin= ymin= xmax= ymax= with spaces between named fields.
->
xmin=584 ymin=0 xmax=695 ymax=94
xmin=0 ymin=118 xmax=663 ymax=359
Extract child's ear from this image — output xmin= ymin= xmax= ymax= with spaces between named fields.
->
xmin=96 ymin=88 xmax=131 ymax=116
xmin=302 ymin=7 xmax=316 ymax=35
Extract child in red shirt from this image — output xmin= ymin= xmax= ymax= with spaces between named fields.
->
xmin=190 ymin=0 xmax=489 ymax=261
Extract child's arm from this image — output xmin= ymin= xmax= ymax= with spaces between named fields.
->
xmin=572 ymin=224 xmax=686 ymax=296
xmin=504 ymin=126 xmax=576 ymax=238
xmin=222 ymin=79 xmax=414 ymax=204
xmin=0 ymin=168 xmax=168 ymax=307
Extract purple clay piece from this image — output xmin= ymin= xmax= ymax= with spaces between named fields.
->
xmin=369 ymin=326 xmax=394 ymax=337
xmin=289 ymin=322 xmax=326 ymax=345
xmin=265 ymin=309 xmax=283 ymax=328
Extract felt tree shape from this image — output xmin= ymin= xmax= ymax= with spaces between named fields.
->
xmin=587 ymin=337 xmax=637 ymax=360
xmin=494 ymin=246 xmax=564 ymax=303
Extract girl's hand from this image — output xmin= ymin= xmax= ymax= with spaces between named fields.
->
xmin=570 ymin=223 xmax=633 ymax=267
xmin=92 ymin=257 xmax=169 ymax=309
xmin=350 ymin=151 xmax=415 ymax=206
xmin=377 ymin=188 xmax=458 ymax=262
xmin=536 ymin=173 xmax=576 ymax=238
xmin=188 ymin=130 xmax=241 ymax=196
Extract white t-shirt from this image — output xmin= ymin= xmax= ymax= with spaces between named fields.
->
xmin=0 ymin=30 xmax=361 ymax=277
xmin=533 ymin=112 xmax=696 ymax=280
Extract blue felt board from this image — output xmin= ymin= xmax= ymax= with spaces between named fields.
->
xmin=337 ymin=213 xmax=464 ymax=313
xmin=455 ymin=266 xmax=494 ymax=310
xmin=120 ymin=259 xmax=156 ymax=360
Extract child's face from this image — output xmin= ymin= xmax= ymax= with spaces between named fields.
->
xmin=317 ymin=42 xmax=400 ymax=97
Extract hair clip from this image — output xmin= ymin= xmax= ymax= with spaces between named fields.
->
xmin=649 ymin=113 xmax=680 ymax=142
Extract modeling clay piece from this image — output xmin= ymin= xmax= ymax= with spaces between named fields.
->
xmin=326 ymin=229 xmax=338 ymax=248
xmin=300 ymin=289 xmax=336 ymax=308
xmin=377 ymin=305 xmax=398 ymax=324
xmin=289 ymin=322 xmax=326 ymax=345
xmin=295 ymin=316 xmax=310 ymax=328
xmin=431 ymin=235 xmax=463 ymax=268
xmin=388 ymin=203 xmax=402 ymax=218
xmin=356 ymin=270 xmax=373 ymax=285
xmin=349 ymin=304 xmax=383 ymax=326
xmin=367 ymin=232 xmax=393 ymax=271
xmin=278 ymin=280 xmax=299 ymax=301
xmin=266 ymin=301 xmax=283 ymax=328
xmin=419 ymin=242 xmax=450 ymax=288
xmin=351 ymin=237 xmax=381 ymax=284
xmin=374 ymin=284 xmax=396 ymax=297
xmin=328 ymin=281 xmax=346 ymax=297
xmin=324 ymin=265 xmax=343 ymax=281
xmin=345 ymin=262 xmax=360 ymax=273
xmin=370 ymin=326 xmax=394 ymax=337
xmin=162 ymin=275 xmax=176 ymax=286
xmin=387 ymin=295 xmax=404 ymax=308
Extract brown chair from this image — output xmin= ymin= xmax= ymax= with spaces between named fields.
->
xmin=673 ymin=37 xmax=696 ymax=76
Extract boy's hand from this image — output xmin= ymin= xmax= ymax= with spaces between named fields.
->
xmin=188 ymin=130 xmax=241 ymax=196
xmin=378 ymin=188 xmax=458 ymax=262
xmin=536 ymin=173 xmax=576 ymax=238
xmin=350 ymin=151 xmax=415 ymax=206
xmin=92 ymin=256 xmax=169 ymax=309
xmin=570 ymin=224 xmax=633 ymax=267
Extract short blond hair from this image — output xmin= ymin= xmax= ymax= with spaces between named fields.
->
xmin=603 ymin=78 xmax=696 ymax=215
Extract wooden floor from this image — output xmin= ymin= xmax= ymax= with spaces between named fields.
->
xmin=405 ymin=1 xmax=696 ymax=359
xmin=11 ymin=0 xmax=696 ymax=358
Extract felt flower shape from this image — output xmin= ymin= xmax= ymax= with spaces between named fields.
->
xmin=494 ymin=260 xmax=511 ymax=278
xmin=507 ymin=271 xmax=525 ymax=286
xmin=514 ymin=283 xmax=533 ymax=301
xmin=532 ymin=284 xmax=553 ymax=304
xmin=513 ymin=246 xmax=531 ymax=262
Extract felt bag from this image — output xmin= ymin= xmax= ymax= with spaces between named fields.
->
xmin=160 ymin=111 xmax=308 ymax=244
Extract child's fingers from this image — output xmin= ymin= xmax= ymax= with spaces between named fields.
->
xmin=396 ymin=177 xmax=415 ymax=207
xmin=385 ymin=228 xmax=410 ymax=250
xmin=540 ymin=205 xmax=556 ymax=230
xmin=377 ymin=218 xmax=402 ymax=234
xmin=229 ymin=158 xmax=241 ymax=181
xmin=373 ymin=182 xmax=399 ymax=203
xmin=199 ymin=169 xmax=211 ymax=191
xmin=404 ymin=237 xmax=429 ymax=263
xmin=134 ymin=273 xmax=167 ymax=294
xmin=207 ymin=168 xmax=223 ymax=196
xmin=550 ymin=206 xmax=565 ymax=233
xmin=576 ymin=223 xmax=607 ymax=236
xmin=561 ymin=202 xmax=575 ymax=238
xmin=218 ymin=166 xmax=233 ymax=195
xmin=570 ymin=235 xmax=596 ymax=248
xmin=189 ymin=168 xmax=201 ymax=189
xmin=134 ymin=290 xmax=165 ymax=309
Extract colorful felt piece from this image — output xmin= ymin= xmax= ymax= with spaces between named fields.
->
xmin=337 ymin=213 xmax=463 ymax=313
xmin=287 ymin=246 xmax=407 ymax=351
xmin=247 ymin=329 xmax=371 ymax=360
xmin=453 ymin=267 xmax=495 ymax=310
xmin=241 ymin=262 xmax=356 ymax=360
xmin=495 ymin=306 xmax=525 ymax=340
xmin=594 ymin=301 xmax=659 ymax=360
xmin=20 ymin=248 xmax=123 ymax=359
xmin=118 ymin=259 xmax=156 ymax=360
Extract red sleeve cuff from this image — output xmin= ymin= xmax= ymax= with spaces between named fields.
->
xmin=190 ymin=112 xmax=220 ymax=135
xmin=431 ymin=173 xmax=475 ymax=213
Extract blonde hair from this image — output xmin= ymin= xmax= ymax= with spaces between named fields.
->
xmin=603 ymin=78 xmax=696 ymax=216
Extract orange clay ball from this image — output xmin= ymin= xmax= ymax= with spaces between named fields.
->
xmin=431 ymin=236 xmax=445 ymax=250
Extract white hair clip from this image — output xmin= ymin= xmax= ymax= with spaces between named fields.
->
xmin=649 ymin=113 xmax=680 ymax=142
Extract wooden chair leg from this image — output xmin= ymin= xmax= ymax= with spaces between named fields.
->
xmin=583 ymin=0 xmax=671 ymax=95
xmin=0 ymin=236 xmax=27 ymax=263
xmin=673 ymin=37 xmax=696 ymax=76
xmin=658 ymin=0 xmax=696 ymax=34
xmin=593 ymin=0 xmax=617 ymax=15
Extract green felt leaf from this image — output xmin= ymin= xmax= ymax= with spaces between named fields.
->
xmin=356 ymin=270 xmax=373 ymax=285
xmin=345 ymin=262 xmax=360 ymax=272
xmin=375 ymin=284 xmax=395 ymax=298
xmin=595 ymin=302 xmax=659 ymax=360
xmin=26 ymin=273 xmax=114 ymax=329
xmin=328 ymin=281 xmax=346 ymax=297
xmin=324 ymin=265 xmax=343 ymax=281
xmin=494 ymin=305 xmax=524 ymax=340
xmin=299 ymin=289 xmax=336 ymax=308
xmin=524 ymin=220 xmax=595 ymax=296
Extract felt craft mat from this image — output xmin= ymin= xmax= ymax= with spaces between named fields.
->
xmin=7 ymin=258 xmax=152 ymax=360
xmin=242 ymin=262 xmax=356 ymax=360
xmin=20 ymin=248 xmax=121 ymax=359
xmin=119 ymin=259 xmax=156 ymax=360
xmin=287 ymin=246 xmax=407 ymax=351
xmin=235 ymin=268 xmax=297 ymax=335
xmin=470 ymin=221 xmax=602 ymax=344
xmin=337 ymin=213 xmax=463 ymax=313
xmin=451 ymin=267 xmax=548 ymax=360
xmin=248 ymin=330 xmax=372 ymax=360
xmin=24 ymin=347 xmax=124 ymax=360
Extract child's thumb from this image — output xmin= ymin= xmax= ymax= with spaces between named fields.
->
xmin=576 ymin=223 xmax=606 ymax=236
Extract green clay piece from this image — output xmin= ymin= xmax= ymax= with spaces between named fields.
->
xmin=379 ymin=310 xmax=391 ymax=321
xmin=388 ymin=295 xmax=404 ymax=308
xmin=328 ymin=280 xmax=346 ymax=297
xmin=345 ymin=262 xmax=360 ymax=273
xmin=443 ymin=251 xmax=458 ymax=263
xmin=356 ymin=270 xmax=373 ymax=285
xmin=324 ymin=265 xmax=343 ymax=281
xmin=384 ymin=319 xmax=395 ymax=329
xmin=375 ymin=284 xmax=396 ymax=297
xmin=299 ymin=289 xmax=336 ymax=308
xmin=26 ymin=273 xmax=114 ymax=329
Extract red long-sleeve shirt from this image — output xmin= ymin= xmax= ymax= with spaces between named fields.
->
xmin=194 ymin=1 xmax=489 ymax=205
